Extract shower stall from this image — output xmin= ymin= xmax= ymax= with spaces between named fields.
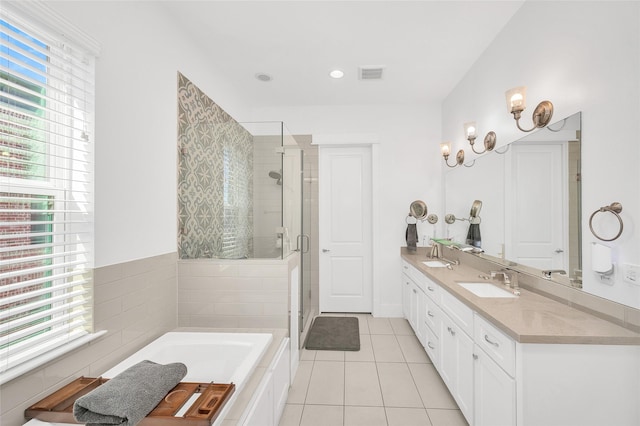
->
xmin=177 ymin=118 xmax=314 ymax=345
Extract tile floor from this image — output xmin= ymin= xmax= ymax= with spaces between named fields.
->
xmin=279 ymin=314 xmax=468 ymax=426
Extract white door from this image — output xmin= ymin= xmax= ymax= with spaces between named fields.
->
xmin=319 ymin=146 xmax=372 ymax=313
xmin=504 ymin=143 xmax=566 ymax=270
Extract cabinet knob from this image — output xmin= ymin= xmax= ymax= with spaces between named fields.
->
xmin=473 ymin=354 xmax=478 ymax=360
xmin=427 ymin=311 xmax=434 ymax=317
xmin=413 ymin=289 xmax=417 ymax=294
xmin=427 ymin=286 xmax=435 ymax=292
xmin=427 ymin=342 xmax=435 ymax=350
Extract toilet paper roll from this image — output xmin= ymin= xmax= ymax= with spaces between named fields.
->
xmin=591 ymin=242 xmax=613 ymax=274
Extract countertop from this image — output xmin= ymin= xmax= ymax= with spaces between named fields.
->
xmin=401 ymin=250 xmax=640 ymax=345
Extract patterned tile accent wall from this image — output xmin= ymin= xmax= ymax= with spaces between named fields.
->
xmin=177 ymin=73 xmax=254 ymax=259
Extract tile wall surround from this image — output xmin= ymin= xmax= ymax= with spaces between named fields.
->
xmin=178 ymin=72 xmax=254 ymax=260
xmin=414 ymin=245 xmax=640 ymax=333
xmin=177 ymin=255 xmax=298 ymax=329
xmin=0 ymin=253 xmax=178 ymax=426
xmin=252 ymin=135 xmax=283 ymax=259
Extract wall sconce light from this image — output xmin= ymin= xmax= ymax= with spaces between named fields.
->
xmin=440 ymin=142 xmax=465 ymax=168
xmin=505 ymin=86 xmax=554 ymax=132
xmin=464 ymin=121 xmax=497 ymax=154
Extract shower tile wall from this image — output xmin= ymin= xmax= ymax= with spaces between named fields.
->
xmin=177 ymin=72 xmax=253 ymax=259
xmin=252 ymin=135 xmax=283 ymax=258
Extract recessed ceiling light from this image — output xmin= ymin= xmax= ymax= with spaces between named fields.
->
xmin=255 ymin=73 xmax=272 ymax=82
xmin=329 ymin=69 xmax=344 ymax=79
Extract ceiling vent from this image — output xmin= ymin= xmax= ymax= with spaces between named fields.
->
xmin=359 ymin=66 xmax=384 ymax=80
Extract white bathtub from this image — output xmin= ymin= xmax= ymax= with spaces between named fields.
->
xmin=24 ymin=331 xmax=273 ymax=426
xmin=103 ymin=331 xmax=273 ymax=384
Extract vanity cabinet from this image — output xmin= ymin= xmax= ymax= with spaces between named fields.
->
xmin=438 ymin=283 xmax=475 ymax=421
xmin=440 ymin=311 xmax=474 ymax=421
xmin=401 ymin=257 xmax=640 ymax=426
xmin=423 ymin=295 xmax=442 ymax=368
xmin=402 ymin=262 xmax=426 ymax=346
xmin=472 ymin=315 xmax=516 ymax=426
xmin=473 ymin=345 xmax=516 ymax=426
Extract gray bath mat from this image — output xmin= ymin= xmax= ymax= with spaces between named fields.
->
xmin=305 ymin=316 xmax=360 ymax=351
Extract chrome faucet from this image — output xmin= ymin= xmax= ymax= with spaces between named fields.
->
xmin=542 ymin=269 xmax=566 ymax=280
xmin=490 ymin=270 xmax=520 ymax=294
xmin=429 ymin=242 xmax=440 ymax=259
xmin=490 ymin=270 xmax=511 ymax=286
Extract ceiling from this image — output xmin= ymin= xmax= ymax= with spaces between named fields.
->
xmin=161 ymin=1 xmax=525 ymax=108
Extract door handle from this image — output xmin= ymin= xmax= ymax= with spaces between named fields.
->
xmin=301 ymin=234 xmax=310 ymax=254
xmin=322 ymin=248 xmax=331 ymax=253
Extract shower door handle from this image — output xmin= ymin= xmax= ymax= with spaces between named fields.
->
xmin=297 ymin=234 xmax=310 ymax=254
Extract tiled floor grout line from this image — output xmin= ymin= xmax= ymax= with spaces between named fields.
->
xmin=282 ymin=316 xmax=466 ymax=426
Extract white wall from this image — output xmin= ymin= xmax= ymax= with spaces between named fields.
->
xmin=47 ymin=1 xmax=254 ymax=267
xmin=251 ymin=104 xmax=442 ymax=316
xmin=441 ymin=1 xmax=640 ymax=309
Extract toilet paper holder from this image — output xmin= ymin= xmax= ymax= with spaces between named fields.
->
xmin=589 ymin=202 xmax=623 ymax=242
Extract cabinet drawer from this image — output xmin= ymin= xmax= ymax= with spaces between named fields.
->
xmin=422 ymin=276 xmax=440 ymax=302
xmin=424 ymin=325 xmax=440 ymax=368
xmin=424 ymin=297 xmax=442 ymax=335
xmin=440 ymin=289 xmax=473 ymax=337
xmin=401 ymin=260 xmax=412 ymax=275
xmin=474 ymin=314 xmax=515 ymax=377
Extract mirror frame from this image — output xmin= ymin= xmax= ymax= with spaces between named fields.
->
xmin=443 ymin=112 xmax=582 ymax=288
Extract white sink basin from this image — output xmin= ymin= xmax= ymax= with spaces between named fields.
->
xmin=458 ymin=282 xmax=518 ymax=298
xmin=422 ymin=260 xmax=449 ymax=268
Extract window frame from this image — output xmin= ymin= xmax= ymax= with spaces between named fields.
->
xmin=0 ymin=1 xmax=100 ymax=385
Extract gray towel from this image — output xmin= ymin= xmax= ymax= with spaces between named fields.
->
xmin=73 ymin=360 xmax=187 ymax=426
xmin=406 ymin=223 xmax=418 ymax=251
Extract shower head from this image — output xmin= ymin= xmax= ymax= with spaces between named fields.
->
xmin=268 ymin=170 xmax=282 ymax=185
xmin=269 ymin=170 xmax=281 ymax=180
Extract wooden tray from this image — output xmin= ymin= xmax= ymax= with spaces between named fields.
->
xmin=25 ymin=376 xmax=235 ymax=426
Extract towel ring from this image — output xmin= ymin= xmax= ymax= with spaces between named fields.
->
xmin=589 ymin=202 xmax=623 ymax=242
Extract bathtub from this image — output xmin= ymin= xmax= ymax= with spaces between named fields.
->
xmin=103 ymin=331 xmax=273 ymax=383
xmin=24 ymin=331 xmax=273 ymax=426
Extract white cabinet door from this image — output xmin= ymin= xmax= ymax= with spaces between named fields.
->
xmin=474 ymin=346 xmax=516 ymax=426
xmin=440 ymin=316 xmax=474 ymax=423
xmin=413 ymin=283 xmax=426 ymax=346
xmin=408 ymin=281 xmax=419 ymax=333
xmin=402 ymin=273 xmax=412 ymax=323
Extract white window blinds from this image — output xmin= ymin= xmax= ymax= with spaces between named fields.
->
xmin=0 ymin=5 xmax=95 ymax=379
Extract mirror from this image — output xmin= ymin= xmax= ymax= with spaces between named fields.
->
xmin=444 ymin=112 xmax=582 ymax=286
xmin=410 ymin=200 xmax=428 ymax=220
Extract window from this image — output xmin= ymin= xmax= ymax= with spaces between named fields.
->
xmin=0 ymin=6 xmax=95 ymax=381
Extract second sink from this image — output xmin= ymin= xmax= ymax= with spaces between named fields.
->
xmin=422 ymin=260 xmax=449 ymax=268
xmin=458 ymin=282 xmax=518 ymax=298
